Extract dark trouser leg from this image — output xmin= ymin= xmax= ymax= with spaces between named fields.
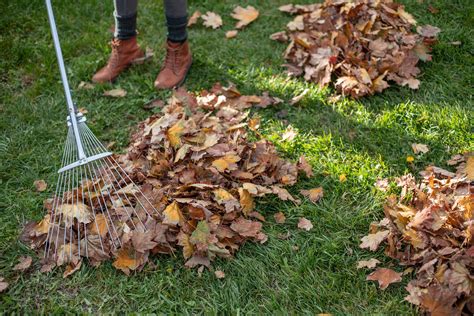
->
xmin=114 ymin=0 xmax=138 ymax=39
xmin=163 ymin=0 xmax=188 ymax=43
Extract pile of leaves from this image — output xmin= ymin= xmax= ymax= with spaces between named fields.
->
xmin=360 ymin=154 xmax=474 ymax=315
xmin=271 ymin=0 xmax=441 ymax=98
xmin=21 ymin=85 xmax=315 ymax=276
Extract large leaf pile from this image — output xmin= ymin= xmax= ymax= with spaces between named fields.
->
xmin=361 ymin=155 xmax=474 ymax=315
xmin=22 ymin=85 xmax=312 ymax=275
xmin=271 ymin=0 xmax=440 ymax=98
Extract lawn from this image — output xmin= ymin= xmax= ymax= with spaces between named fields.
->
xmin=0 ymin=0 xmax=473 ymax=313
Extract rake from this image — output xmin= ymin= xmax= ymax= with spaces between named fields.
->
xmin=43 ymin=0 xmax=159 ymax=261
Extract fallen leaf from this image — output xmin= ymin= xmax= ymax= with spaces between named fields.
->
xmin=103 ymin=88 xmax=127 ymax=97
xmin=225 ymin=30 xmax=238 ymax=39
xmin=215 ymin=270 xmax=225 ymax=279
xmin=290 ymin=88 xmax=309 ymax=105
xmin=63 ymin=260 xmax=82 ymax=278
xmin=297 ymin=156 xmax=313 ymax=178
xmin=359 ymin=230 xmax=389 ymax=251
xmin=34 ymin=180 xmax=47 ymax=192
xmin=297 ymin=217 xmax=313 ymax=231
xmin=231 ymin=5 xmax=259 ymax=29
xmin=274 ymin=212 xmax=286 ymax=224
xmin=411 ymin=143 xmax=429 ymax=154
xmin=187 ymin=11 xmax=201 ymax=27
xmin=212 ymin=154 xmax=240 ymax=172
xmin=417 ymin=25 xmax=441 ymax=38
xmin=163 ymin=201 xmax=183 ymax=226
xmin=112 ymin=248 xmax=139 ymax=275
xmin=406 ymin=156 xmax=415 ymax=163
xmin=367 ymin=268 xmax=402 ymax=290
xmin=357 ymin=258 xmax=381 ymax=269
xmin=13 ymin=256 xmax=32 ymax=271
xmin=465 ymin=155 xmax=474 ymax=180
xmin=202 ymin=12 xmax=222 ymax=29
xmin=300 ymin=187 xmax=323 ymax=204
xmin=0 ymin=278 xmax=8 ymax=293
xmin=57 ymin=203 xmax=92 ymax=225
xmin=89 ymin=213 xmax=108 ymax=238
xmin=339 ymin=174 xmax=347 ymax=182
xmin=78 ymin=81 xmax=94 ymax=90
xmin=427 ymin=5 xmax=439 ymax=14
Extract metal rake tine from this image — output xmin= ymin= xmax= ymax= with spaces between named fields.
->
xmin=79 ymin=163 xmax=89 ymax=258
xmin=80 ymin=127 xmax=145 ymax=231
xmin=82 ymin=125 xmax=159 ymax=218
xmin=45 ymin=128 xmax=72 ymax=258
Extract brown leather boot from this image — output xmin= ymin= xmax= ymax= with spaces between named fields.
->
xmin=92 ymin=37 xmax=145 ymax=83
xmin=154 ymin=40 xmax=192 ymax=90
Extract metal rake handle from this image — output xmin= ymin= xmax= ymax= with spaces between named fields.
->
xmin=45 ymin=0 xmax=86 ymax=160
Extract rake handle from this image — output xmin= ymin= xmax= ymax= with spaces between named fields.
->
xmin=45 ymin=0 xmax=86 ymax=160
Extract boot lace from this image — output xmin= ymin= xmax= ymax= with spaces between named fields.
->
xmin=164 ymin=45 xmax=182 ymax=75
xmin=108 ymin=39 xmax=122 ymax=68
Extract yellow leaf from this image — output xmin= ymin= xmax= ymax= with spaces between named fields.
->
xmin=406 ymin=156 xmax=415 ymax=163
xmin=167 ymin=120 xmax=185 ymax=148
xmin=214 ymin=188 xmax=235 ymax=203
xmin=231 ymin=5 xmax=259 ymax=29
xmin=35 ymin=214 xmax=51 ymax=235
xmin=226 ymin=30 xmax=238 ymax=39
xmin=212 ymin=154 xmax=240 ymax=172
xmin=466 ymin=155 xmax=474 ymax=181
xmin=180 ymin=234 xmax=194 ymax=259
xmin=112 ymin=248 xmax=139 ymax=275
xmin=89 ymin=213 xmax=108 ymax=237
xmin=300 ymin=187 xmax=324 ymax=204
xmin=238 ymin=188 xmax=254 ymax=215
xmin=58 ymin=203 xmax=92 ymax=225
xmin=163 ymin=201 xmax=183 ymax=225
xmin=339 ymin=174 xmax=347 ymax=182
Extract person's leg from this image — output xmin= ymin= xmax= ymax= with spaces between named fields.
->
xmin=163 ymin=0 xmax=188 ymax=43
xmin=114 ymin=0 xmax=138 ymax=39
xmin=155 ymin=0 xmax=192 ymax=89
xmin=92 ymin=0 xmax=145 ymax=83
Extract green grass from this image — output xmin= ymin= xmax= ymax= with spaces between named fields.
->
xmin=1 ymin=0 xmax=473 ymax=313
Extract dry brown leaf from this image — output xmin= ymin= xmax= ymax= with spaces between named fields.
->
xmin=103 ymin=88 xmax=127 ymax=98
xmin=188 ymin=11 xmax=201 ymax=27
xmin=163 ymin=201 xmax=183 ymax=226
xmin=34 ymin=180 xmax=47 ymax=192
xmin=78 ymin=81 xmax=94 ymax=90
xmin=411 ymin=143 xmax=429 ymax=154
xmin=202 ymin=12 xmax=222 ymax=29
xmin=357 ymin=258 xmax=381 ymax=269
xmin=367 ymin=268 xmax=402 ymax=290
xmin=297 ymin=217 xmax=313 ymax=231
xmin=290 ymin=88 xmax=309 ymax=105
xmin=0 ymin=277 xmax=8 ymax=293
xmin=465 ymin=155 xmax=474 ymax=180
xmin=58 ymin=203 xmax=92 ymax=225
xmin=89 ymin=213 xmax=108 ymax=237
xmin=215 ymin=270 xmax=225 ymax=279
xmin=63 ymin=260 xmax=82 ymax=278
xmin=300 ymin=187 xmax=323 ymax=204
xmin=112 ymin=248 xmax=140 ymax=275
xmin=360 ymin=230 xmax=389 ymax=251
xmin=13 ymin=256 xmax=32 ymax=271
xmin=274 ymin=212 xmax=286 ymax=224
xmin=226 ymin=30 xmax=238 ymax=39
xmin=231 ymin=6 xmax=259 ymax=29
xmin=297 ymin=156 xmax=313 ymax=178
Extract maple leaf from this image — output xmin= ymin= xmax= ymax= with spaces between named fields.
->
xmin=297 ymin=217 xmax=313 ymax=231
xmin=230 ymin=217 xmax=262 ymax=238
xmin=357 ymin=258 xmax=380 ymax=269
xmin=359 ymin=230 xmax=389 ymax=251
xmin=57 ymin=203 xmax=92 ymax=226
xmin=231 ymin=6 xmax=259 ymax=29
xmin=63 ymin=260 xmax=82 ymax=278
xmin=202 ymin=12 xmax=222 ymax=29
xmin=190 ymin=221 xmax=210 ymax=247
xmin=132 ymin=230 xmax=158 ymax=253
xmin=187 ymin=11 xmax=201 ymax=27
xmin=297 ymin=156 xmax=313 ymax=178
xmin=13 ymin=256 xmax=32 ymax=271
xmin=274 ymin=212 xmax=286 ymax=224
xmin=465 ymin=155 xmax=474 ymax=180
xmin=167 ymin=120 xmax=185 ymax=148
xmin=300 ymin=187 xmax=323 ymax=204
xmin=367 ymin=268 xmax=402 ymax=290
xmin=34 ymin=180 xmax=47 ymax=192
xmin=103 ymin=88 xmax=126 ymax=97
xmin=163 ymin=201 xmax=183 ymax=226
xmin=212 ymin=154 xmax=240 ymax=172
xmin=89 ymin=213 xmax=108 ymax=238
xmin=238 ymin=188 xmax=254 ymax=216
xmin=112 ymin=248 xmax=140 ymax=275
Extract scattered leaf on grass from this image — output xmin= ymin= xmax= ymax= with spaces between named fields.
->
xmin=297 ymin=217 xmax=313 ymax=231
xmin=367 ymin=268 xmax=402 ymax=290
xmin=143 ymin=99 xmax=164 ymax=110
xmin=34 ymin=180 xmax=47 ymax=192
xmin=215 ymin=270 xmax=225 ymax=279
xmin=297 ymin=156 xmax=313 ymax=178
xmin=274 ymin=212 xmax=286 ymax=224
xmin=231 ymin=6 xmax=259 ymax=29
xmin=226 ymin=30 xmax=238 ymax=39
xmin=300 ymin=187 xmax=323 ymax=204
xmin=357 ymin=258 xmax=381 ymax=269
xmin=103 ymin=88 xmax=127 ymax=98
xmin=406 ymin=156 xmax=415 ymax=163
xmin=78 ymin=81 xmax=94 ymax=90
xmin=289 ymin=88 xmax=309 ymax=105
xmin=0 ymin=278 xmax=8 ymax=293
xmin=202 ymin=12 xmax=222 ymax=29
xmin=13 ymin=256 xmax=32 ymax=271
xmin=360 ymin=230 xmax=389 ymax=251
xmin=63 ymin=260 xmax=82 ymax=278
xmin=188 ymin=11 xmax=201 ymax=27
xmin=411 ymin=143 xmax=429 ymax=154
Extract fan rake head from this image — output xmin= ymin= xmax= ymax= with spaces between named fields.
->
xmin=44 ymin=114 xmax=160 ymax=261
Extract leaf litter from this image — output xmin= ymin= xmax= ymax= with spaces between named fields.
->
xmin=22 ymin=84 xmax=320 ymax=276
xmin=360 ymin=153 xmax=474 ymax=315
xmin=272 ymin=0 xmax=441 ymax=98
